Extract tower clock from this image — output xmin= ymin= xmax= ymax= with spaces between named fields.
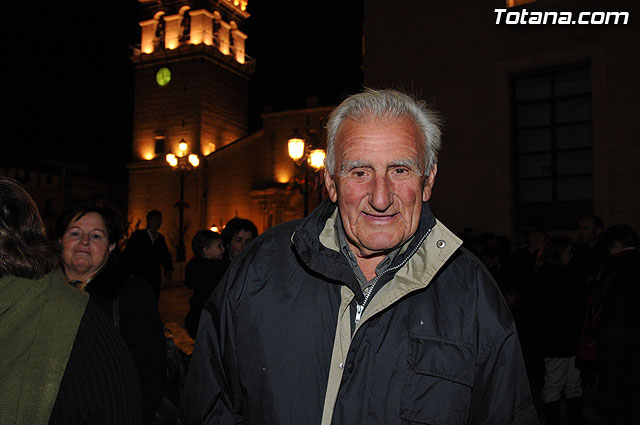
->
xmin=155 ymin=67 xmax=171 ymax=87
xmin=128 ymin=0 xmax=254 ymax=268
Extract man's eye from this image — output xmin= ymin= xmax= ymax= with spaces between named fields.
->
xmin=352 ymin=170 xmax=367 ymax=178
xmin=68 ymin=231 xmax=80 ymax=238
xmin=90 ymin=234 xmax=103 ymax=241
xmin=393 ymin=167 xmax=410 ymax=174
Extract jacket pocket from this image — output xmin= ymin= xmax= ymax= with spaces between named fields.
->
xmin=400 ymin=335 xmax=473 ymax=425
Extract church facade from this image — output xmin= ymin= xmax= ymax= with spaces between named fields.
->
xmin=129 ymin=0 xmax=328 ymax=268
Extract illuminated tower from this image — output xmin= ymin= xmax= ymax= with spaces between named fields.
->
xmin=128 ymin=0 xmax=253 ymax=267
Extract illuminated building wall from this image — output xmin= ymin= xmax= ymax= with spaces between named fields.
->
xmin=129 ymin=1 xmax=330 ymax=275
xmin=129 ymin=0 xmax=253 ymax=272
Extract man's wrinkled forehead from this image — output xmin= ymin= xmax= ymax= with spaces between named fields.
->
xmin=338 ymin=158 xmax=422 ymax=176
xmin=334 ymin=117 xmax=426 ymax=166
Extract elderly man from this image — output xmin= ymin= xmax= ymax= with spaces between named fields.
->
xmin=180 ymin=89 xmax=539 ymax=424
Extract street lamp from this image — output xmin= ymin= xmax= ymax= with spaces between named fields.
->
xmin=166 ymin=138 xmax=199 ymax=262
xmin=287 ymin=128 xmax=326 ymax=216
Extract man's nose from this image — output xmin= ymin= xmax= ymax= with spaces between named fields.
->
xmin=80 ymin=234 xmax=90 ymax=245
xmin=370 ymin=175 xmax=393 ymax=211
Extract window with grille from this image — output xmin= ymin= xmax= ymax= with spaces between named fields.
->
xmin=511 ymin=63 xmax=592 ymax=230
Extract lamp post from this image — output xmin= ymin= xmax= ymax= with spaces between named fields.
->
xmin=288 ymin=128 xmax=326 ymax=217
xmin=166 ymin=139 xmax=200 ymax=262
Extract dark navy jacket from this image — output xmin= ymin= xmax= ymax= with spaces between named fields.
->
xmin=180 ymin=200 xmax=538 ymax=425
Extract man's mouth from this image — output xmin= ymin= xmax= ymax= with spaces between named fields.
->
xmin=361 ymin=212 xmax=399 ymax=222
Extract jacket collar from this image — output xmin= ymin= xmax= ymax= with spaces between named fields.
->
xmin=84 ymin=261 xmax=129 ymax=300
xmin=292 ymin=199 xmax=440 ymax=301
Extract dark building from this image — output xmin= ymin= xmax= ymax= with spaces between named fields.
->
xmin=364 ymin=0 xmax=639 ymax=234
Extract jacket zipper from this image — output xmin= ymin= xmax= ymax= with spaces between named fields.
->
xmin=354 ymin=227 xmax=433 ymax=327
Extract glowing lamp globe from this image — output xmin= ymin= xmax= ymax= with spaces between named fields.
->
xmin=308 ymin=149 xmax=326 ymax=170
xmin=178 ymin=140 xmax=188 ymax=155
xmin=288 ymin=138 xmax=305 ymax=161
xmin=188 ymin=154 xmax=200 ymax=168
xmin=166 ymin=153 xmax=178 ymax=167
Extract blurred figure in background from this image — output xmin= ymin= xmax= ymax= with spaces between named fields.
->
xmin=535 ymin=236 xmax=584 ymax=425
xmin=220 ymin=217 xmax=258 ymax=263
xmin=56 ymin=202 xmax=166 ymax=425
xmin=184 ymin=229 xmax=227 ymax=339
xmin=0 ymin=175 xmax=141 ymax=424
xmin=593 ymin=224 xmax=640 ymax=425
xmin=123 ymin=210 xmax=174 ymax=303
xmin=570 ymin=215 xmax=607 ymax=405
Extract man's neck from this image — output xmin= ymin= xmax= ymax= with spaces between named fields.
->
xmin=353 ymin=251 xmax=386 ymax=281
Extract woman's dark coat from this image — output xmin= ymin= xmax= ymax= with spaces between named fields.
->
xmin=85 ymin=262 xmax=166 ymax=425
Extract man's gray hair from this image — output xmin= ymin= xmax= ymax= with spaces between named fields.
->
xmin=325 ymin=88 xmax=443 ymax=176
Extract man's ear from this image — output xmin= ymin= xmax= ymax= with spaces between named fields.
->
xmin=422 ymin=162 xmax=438 ymax=202
xmin=324 ymin=169 xmax=338 ymax=203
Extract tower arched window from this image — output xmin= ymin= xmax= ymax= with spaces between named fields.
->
xmin=156 ymin=16 xmax=166 ymax=40
xmin=180 ymin=11 xmax=191 ymax=41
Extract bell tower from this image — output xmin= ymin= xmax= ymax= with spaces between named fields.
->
xmin=128 ymin=0 xmax=253 ymax=268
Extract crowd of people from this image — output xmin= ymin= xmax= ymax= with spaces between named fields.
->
xmin=462 ymin=215 xmax=640 ymax=425
xmin=1 ymin=88 xmax=638 ymax=425
xmin=0 ymin=172 xmax=259 ymax=424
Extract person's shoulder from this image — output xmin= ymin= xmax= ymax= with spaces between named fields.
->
xmin=129 ymin=229 xmax=146 ymax=238
xmin=123 ymin=230 xmax=147 ymax=248
xmin=220 ymin=220 xmax=303 ymax=296
xmin=122 ymin=272 xmax=155 ymax=297
xmin=440 ymin=246 xmax=510 ymax=302
xmin=238 ymin=219 xmax=303 ymax=258
xmin=261 ymin=219 xmax=303 ymax=240
xmin=51 ymin=300 xmax=142 ymax=423
xmin=445 ymin=245 xmax=488 ymax=274
xmin=185 ymin=256 xmax=200 ymax=270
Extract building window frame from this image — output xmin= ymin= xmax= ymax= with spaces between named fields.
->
xmin=511 ymin=62 xmax=593 ymax=230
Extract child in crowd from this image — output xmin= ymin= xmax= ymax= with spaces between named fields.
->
xmin=184 ymin=230 xmax=228 ymax=339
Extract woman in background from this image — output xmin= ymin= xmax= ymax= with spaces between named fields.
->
xmin=56 ymin=201 xmax=166 ymax=425
xmin=221 ymin=217 xmax=258 ymax=262
xmin=0 ymin=175 xmax=141 ymax=424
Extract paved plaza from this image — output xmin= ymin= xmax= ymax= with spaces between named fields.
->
xmin=159 ymin=281 xmax=194 ymax=356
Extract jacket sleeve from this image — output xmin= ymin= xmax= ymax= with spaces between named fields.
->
xmin=158 ymin=235 xmax=174 ymax=272
xmin=468 ymin=264 xmax=540 ymax=425
xmin=179 ymin=267 xmax=243 ymax=425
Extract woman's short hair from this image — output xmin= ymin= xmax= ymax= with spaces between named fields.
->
xmin=191 ymin=229 xmax=221 ymax=257
xmin=0 ymin=175 xmax=60 ymax=278
xmin=55 ymin=201 xmax=125 ymax=247
xmin=221 ymin=218 xmax=258 ymax=247
xmin=325 ymin=88 xmax=443 ymax=176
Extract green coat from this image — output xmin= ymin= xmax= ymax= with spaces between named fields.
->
xmin=0 ymin=269 xmax=88 ymax=425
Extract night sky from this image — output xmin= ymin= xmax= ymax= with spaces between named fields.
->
xmin=2 ymin=1 xmax=363 ymax=168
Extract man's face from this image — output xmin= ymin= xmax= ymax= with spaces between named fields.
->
xmin=578 ymin=217 xmax=599 ymax=245
xmin=324 ymin=117 xmax=436 ymax=258
xmin=147 ymin=215 xmax=162 ymax=233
